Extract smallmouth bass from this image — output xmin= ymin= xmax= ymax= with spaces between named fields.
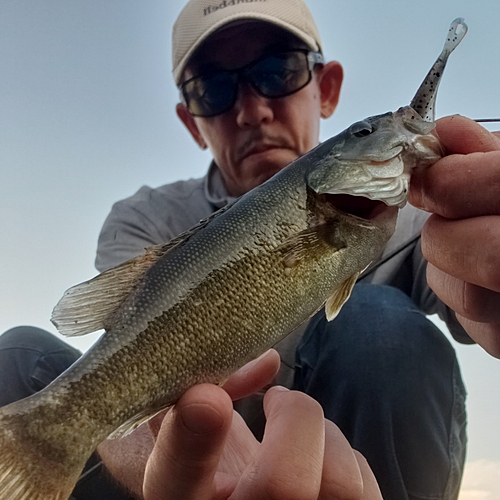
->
xmin=0 ymin=18 xmax=467 ymax=500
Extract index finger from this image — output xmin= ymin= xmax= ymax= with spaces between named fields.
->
xmin=221 ymin=349 xmax=280 ymax=401
xmin=409 ymin=116 xmax=500 ymax=218
xmin=436 ymin=115 xmax=500 ymax=155
xmin=233 ymin=387 xmax=325 ymax=500
xmin=319 ymin=420 xmax=383 ymax=499
xmin=353 ymin=451 xmax=383 ymax=500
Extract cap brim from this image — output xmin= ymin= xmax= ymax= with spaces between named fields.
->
xmin=173 ymin=14 xmax=321 ymax=85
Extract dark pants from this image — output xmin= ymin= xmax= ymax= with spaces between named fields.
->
xmin=294 ymin=284 xmax=467 ymax=500
xmin=0 ymin=284 xmax=466 ymax=500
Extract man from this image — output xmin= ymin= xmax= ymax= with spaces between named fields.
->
xmin=95 ymin=1 xmax=469 ymax=499
xmin=1 ymin=1 xmax=500 ymax=499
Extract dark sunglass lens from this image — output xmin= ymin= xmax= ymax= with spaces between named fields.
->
xmin=184 ymin=73 xmax=237 ymax=117
xmin=250 ymin=52 xmax=310 ymax=97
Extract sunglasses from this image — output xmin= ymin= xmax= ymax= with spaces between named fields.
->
xmin=179 ymin=50 xmax=324 ymax=118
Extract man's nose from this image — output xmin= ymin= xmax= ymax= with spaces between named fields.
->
xmin=234 ymin=83 xmax=274 ymax=127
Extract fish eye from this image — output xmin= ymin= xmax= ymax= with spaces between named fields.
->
xmin=350 ymin=121 xmax=373 ymax=138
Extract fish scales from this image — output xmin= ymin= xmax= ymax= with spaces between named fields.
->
xmin=0 ymin=18 xmax=467 ymax=500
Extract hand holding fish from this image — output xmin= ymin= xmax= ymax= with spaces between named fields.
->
xmin=409 ymin=115 xmax=500 ymax=358
xmin=143 ymin=366 xmax=382 ymax=500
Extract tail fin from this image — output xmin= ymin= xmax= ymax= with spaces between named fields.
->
xmin=0 ymin=402 xmax=87 ymax=500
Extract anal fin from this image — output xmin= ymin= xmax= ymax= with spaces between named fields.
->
xmin=108 ymin=404 xmax=173 ymax=439
xmin=325 ymin=273 xmax=359 ymax=321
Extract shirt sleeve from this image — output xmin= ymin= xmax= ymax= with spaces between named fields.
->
xmin=95 ymin=194 xmax=176 ymax=273
xmin=95 ymin=179 xmax=216 ymax=273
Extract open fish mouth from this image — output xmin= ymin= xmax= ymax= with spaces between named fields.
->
xmin=323 ymin=193 xmax=395 ymax=220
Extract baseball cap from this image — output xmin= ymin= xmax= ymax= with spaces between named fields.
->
xmin=172 ymin=0 xmax=322 ymax=85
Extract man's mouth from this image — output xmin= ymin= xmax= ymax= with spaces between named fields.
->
xmin=244 ymin=144 xmax=281 ymax=158
xmin=237 ymin=133 xmax=294 ymax=162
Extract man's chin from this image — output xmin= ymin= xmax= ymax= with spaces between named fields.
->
xmin=245 ymin=150 xmax=296 ymax=177
xmin=229 ymin=150 xmax=296 ymax=194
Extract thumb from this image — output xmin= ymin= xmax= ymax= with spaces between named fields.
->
xmin=143 ymin=384 xmax=233 ymax=500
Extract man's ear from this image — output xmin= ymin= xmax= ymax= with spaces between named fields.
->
xmin=176 ymin=103 xmax=208 ymax=150
xmin=317 ymin=61 xmax=344 ymax=119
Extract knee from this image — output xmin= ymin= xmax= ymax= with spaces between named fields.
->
xmin=297 ymin=284 xmax=458 ymax=387
xmin=0 ymin=326 xmax=67 ymax=352
xmin=0 ymin=327 xmax=81 ymax=406
xmin=328 ymin=284 xmax=452 ymax=358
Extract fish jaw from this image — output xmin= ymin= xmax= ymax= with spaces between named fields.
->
xmin=306 ymin=106 xmax=443 ymax=208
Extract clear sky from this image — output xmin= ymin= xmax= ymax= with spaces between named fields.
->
xmin=1 ymin=1 xmax=500 ymax=497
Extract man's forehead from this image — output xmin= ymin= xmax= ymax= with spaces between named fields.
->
xmin=187 ymin=21 xmax=309 ymax=74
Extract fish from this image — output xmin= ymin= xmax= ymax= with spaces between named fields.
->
xmin=0 ymin=18 xmax=467 ymax=500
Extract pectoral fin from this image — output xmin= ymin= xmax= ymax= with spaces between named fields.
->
xmin=325 ymin=273 xmax=359 ymax=321
xmin=280 ymin=222 xmax=345 ymax=269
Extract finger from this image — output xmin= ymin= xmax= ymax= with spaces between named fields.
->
xmin=233 ymin=387 xmax=325 ymax=500
xmin=353 ymin=451 xmax=383 ymax=500
xmin=409 ymin=149 xmax=500 ymax=218
xmin=222 ymin=349 xmax=280 ymax=401
xmin=421 ymin=214 xmax=500 ymax=293
xmin=409 ymin=117 xmax=500 ymax=218
xmin=215 ymin=410 xmax=259 ymax=477
xmin=436 ymin=115 xmax=500 ymax=155
xmin=426 ymin=264 xmax=500 ymax=323
xmin=318 ymin=419 xmax=363 ymax=499
xmin=143 ymin=384 xmax=232 ymax=500
xmin=455 ymin=315 xmax=500 ymax=359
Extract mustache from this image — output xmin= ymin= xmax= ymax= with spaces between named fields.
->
xmin=235 ymin=131 xmax=293 ymax=161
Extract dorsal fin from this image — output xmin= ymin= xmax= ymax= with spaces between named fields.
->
xmin=51 ymin=202 xmax=235 ymax=337
xmin=51 ymin=244 xmax=169 ymax=336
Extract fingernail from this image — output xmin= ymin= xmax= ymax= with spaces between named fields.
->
xmin=251 ymin=349 xmax=273 ymax=364
xmin=269 ymin=385 xmax=289 ymax=393
xmin=180 ymin=403 xmax=224 ymax=435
